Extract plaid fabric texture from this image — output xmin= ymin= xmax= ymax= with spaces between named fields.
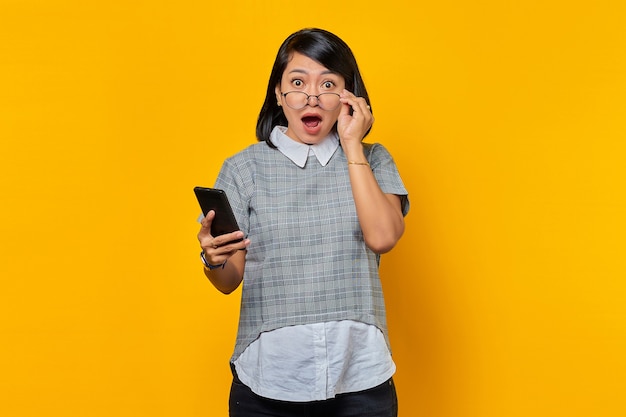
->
xmin=213 ymin=141 xmax=409 ymax=361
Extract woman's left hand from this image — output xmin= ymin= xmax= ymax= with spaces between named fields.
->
xmin=337 ymin=89 xmax=374 ymax=148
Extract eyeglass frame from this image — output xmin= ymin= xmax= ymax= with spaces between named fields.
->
xmin=280 ymin=91 xmax=342 ymax=111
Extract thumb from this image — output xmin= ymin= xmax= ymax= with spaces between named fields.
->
xmin=200 ymin=210 xmax=215 ymax=232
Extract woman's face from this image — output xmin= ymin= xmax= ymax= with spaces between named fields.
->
xmin=275 ymin=52 xmax=345 ymax=145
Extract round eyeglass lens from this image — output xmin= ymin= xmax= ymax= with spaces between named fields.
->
xmin=318 ymin=93 xmax=340 ymax=110
xmin=284 ymin=92 xmax=307 ymax=109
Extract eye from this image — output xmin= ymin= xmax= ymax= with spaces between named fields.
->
xmin=292 ymin=79 xmax=304 ymax=88
xmin=322 ymin=81 xmax=335 ymax=89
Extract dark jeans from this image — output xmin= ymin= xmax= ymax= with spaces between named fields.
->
xmin=228 ymin=369 xmax=398 ymax=417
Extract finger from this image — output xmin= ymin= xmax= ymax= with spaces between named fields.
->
xmin=204 ymin=234 xmax=249 ymax=266
xmin=212 ymin=231 xmax=245 ymax=248
xmin=352 ymin=97 xmax=370 ymax=114
xmin=339 ymin=89 xmax=356 ymax=106
xmin=341 ymin=88 xmax=356 ymax=98
xmin=200 ymin=210 xmax=215 ymax=229
xmin=351 ymin=99 xmax=373 ymax=120
xmin=340 ymin=90 xmax=370 ymax=114
xmin=339 ymin=96 xmax=352 ymax=118
xmin=198 ymin=211 xmax=216 ymax=244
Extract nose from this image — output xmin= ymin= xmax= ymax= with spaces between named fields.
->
xmin=306 ymin=94 xmax=320 ymax=107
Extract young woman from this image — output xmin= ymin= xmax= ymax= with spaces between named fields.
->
xmin=197 ymin=28 xmax=409 ymax=417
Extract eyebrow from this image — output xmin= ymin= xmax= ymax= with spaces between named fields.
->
xmin=287 ymin=68 xmax=337 ymax=76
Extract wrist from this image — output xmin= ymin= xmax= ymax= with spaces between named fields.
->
xmin=347 ymin=160 xmax=370 ymax=166
xmin=341 ymin=142 xmax=364 ymax=158
xmin=200 ymin=250 xmax=227 ymax=270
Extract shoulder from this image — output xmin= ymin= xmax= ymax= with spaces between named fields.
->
xmin=219 ymin=142 xmax=287 ymax=184
xmin=363 ymin=142 xmax=394 ymax=163
xmin=226 ymin=141 xmax=272 ymax=161
xmin=363 ymin=142 xmax=390 ymax=153
xmin=221 ymin=142 xmax=276 ymax=169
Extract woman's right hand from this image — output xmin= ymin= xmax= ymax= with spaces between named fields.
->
xmin=197 ymin=210 xmax=248 ymax=267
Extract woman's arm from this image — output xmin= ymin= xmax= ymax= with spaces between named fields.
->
xmin=347 ymin=163 xmax=405 ymax=254
xmin=197 ymin=210 xmax=250 ymax=294
xmin=338 ymin=90 xmax=405 ymax=254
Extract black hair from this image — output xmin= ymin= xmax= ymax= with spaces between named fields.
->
xmin=256 ymin=28 xmax=372 ymax=147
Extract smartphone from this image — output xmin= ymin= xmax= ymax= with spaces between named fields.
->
xmin=194 ymin=187 xmax=243 ymax=242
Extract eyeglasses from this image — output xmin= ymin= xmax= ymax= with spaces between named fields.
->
xmin=281 ymin=91 xmax=341 ymax=111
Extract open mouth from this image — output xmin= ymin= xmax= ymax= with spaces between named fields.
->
xmin=302 ymin=115 xmax=322 ymax=128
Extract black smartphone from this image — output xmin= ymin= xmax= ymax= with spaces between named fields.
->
xmin=194 ymin=187 xmax=243 ymax=242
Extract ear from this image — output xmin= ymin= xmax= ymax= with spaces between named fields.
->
xmin=275 ymin=85 xmax=282 ymax=106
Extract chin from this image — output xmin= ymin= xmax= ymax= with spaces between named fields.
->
xmin=301 ymin=137 xmax=324 ymax=145
xmin=301 ymin=130 xmax=334 ymax=145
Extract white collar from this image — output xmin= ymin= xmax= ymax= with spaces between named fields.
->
xmin=270 ymin=126 xmax=339 ymax=168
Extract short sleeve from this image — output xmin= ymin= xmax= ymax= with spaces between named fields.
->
xmin=213 ymin=157 xmax=252 ymax=236
xmin=365 ymin=143 xmax=410 ymax=216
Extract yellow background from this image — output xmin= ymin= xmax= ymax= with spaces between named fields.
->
xmin=1 ymin=0 xmax=625 ymax=416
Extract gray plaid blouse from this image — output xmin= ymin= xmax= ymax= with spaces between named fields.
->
xmin=214 ymin=136 xmax=409 ymax=361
